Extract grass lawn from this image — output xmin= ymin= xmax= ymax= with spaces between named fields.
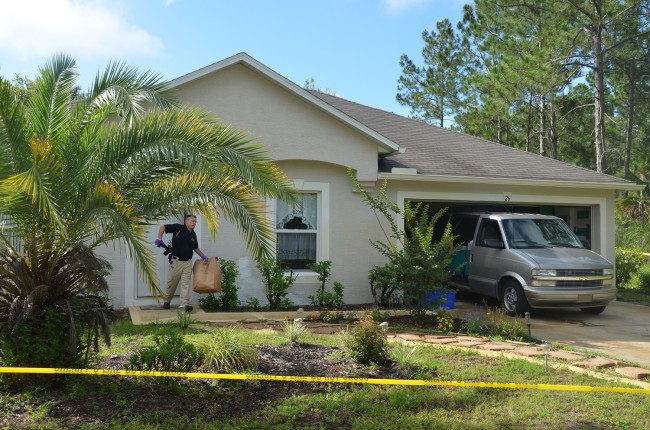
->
xmin=1 ymin=318 xmax=649 ymax=429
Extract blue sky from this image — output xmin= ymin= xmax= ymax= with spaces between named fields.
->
xmin=0 ymin=0 xmax=466 ymax=117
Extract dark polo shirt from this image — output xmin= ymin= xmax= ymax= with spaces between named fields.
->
xmin=165 ymin=224 xmax=198 ymax=261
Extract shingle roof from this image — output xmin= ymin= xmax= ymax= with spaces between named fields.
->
xmin=309 ymin=90 xmax=636 ymax=189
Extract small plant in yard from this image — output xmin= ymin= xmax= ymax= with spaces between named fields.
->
xmin=199 ymin=293 xmax=221 ymax=311
xmin=198 ymin=259 xmax=240 ymax=311
xmin=307 ymin=260 xmax=345 ymax=308
xmin=198 ymin=328 xmax=259 ymax=372
xmin=435 ymin=310 xmax=454 ymax=334
xmin=463 ymin=305 xmax=486 ymax=336
xmin=410 ymin=306 xmax=432 ymax=327
xmin=626 ymin=265 xmax=650 ymax=291
xmin=257 ymin=257 xmax=296 ymax=310
xmin=485 ymin=307 xmax=527 ymax=341
xmin=127 ymin=333 xmax=204 ymax=372
xmin=219 ymin=259 xmax=240 ymax=309
xmin=282 ymin=319 xmax=308 ymax=344
xmin=391 ymin=344 xmax=419 ymax=378
xmin=371 ymin=309 xmax=387 ymax=322
xmin=306 ymin=308 xmax=348 ymax=323
xmin=245 ymin=297 xmax=261 ymax=310
xmin=342 ymin=312 xmax=390 ymax=365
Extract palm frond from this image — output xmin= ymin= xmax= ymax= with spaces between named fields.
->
xmin=84 ymin=61 xmax=176 ymax=126
xmin=26 ymin=53 xmax=78 ymax=142
xmin=0 ymin=77 xmax=29 ymax=175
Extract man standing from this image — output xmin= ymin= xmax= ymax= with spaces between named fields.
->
xmin=154 ymin=214 xmax=209 ymax=312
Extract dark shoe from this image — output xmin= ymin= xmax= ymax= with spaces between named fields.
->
xmin=184 ymin=305 xmax=193 ymax=312
xmin=163 ymin=302 xmax=170 ymax=309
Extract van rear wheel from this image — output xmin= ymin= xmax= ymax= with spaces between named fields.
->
xmin=501 ymin=280 xmax=529 ymax=317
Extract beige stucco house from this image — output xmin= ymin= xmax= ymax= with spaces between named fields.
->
xmin=104 ymin=53 xmax=642 ymax=309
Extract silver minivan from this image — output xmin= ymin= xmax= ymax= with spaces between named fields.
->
xmin=449 ymin=213 xmax=616 ymax=316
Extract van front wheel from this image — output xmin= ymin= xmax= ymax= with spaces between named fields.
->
xmin=501 ymin=281 xmax=529 ymax=317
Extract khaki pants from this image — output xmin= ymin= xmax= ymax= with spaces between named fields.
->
xmin=164 ymin=259 xmax=193 ymax=306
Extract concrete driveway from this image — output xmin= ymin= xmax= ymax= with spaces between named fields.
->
xmin=454 ymin=294 xmax=650 ymax=368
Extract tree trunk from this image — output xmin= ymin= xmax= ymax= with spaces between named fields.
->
xmin=549 ymin=93 xmax=558 ymax=159
xmin=624 ymin=64 xmax=635 ymax=181
xmin=497 ymin=117 xmax=502 ymax=144
xmin=591 ymin=7 xmax=607 ymax=173
xmin=539 ymin=95 xmax=546 ymax=156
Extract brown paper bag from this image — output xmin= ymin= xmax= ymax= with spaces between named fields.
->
xmin=192 ymin=257 xmax=222 ymax=293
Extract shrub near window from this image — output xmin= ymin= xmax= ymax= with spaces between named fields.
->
xmin=199 ymin=259 xmax=240 ymax=311
xmin=257 ymin=257 xmax=296 ymax=310
xmin=307 ymin=260 xmax=345 ymax=309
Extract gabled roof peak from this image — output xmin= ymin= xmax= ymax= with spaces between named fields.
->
xmin=168 ymin=53 xmax=401 ymax=155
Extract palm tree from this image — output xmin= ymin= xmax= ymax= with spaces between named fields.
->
xmin=0 ymin=54 xmax=294 ymax=367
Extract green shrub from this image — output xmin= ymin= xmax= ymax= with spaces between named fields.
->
xmin=245 ymin=297 xmax=261 ymax=310
xmin=390 ymin=344 xmax=419 ymax=378
xmin=342 ymin=312 xmax=389 ymax=365
xmin=616 ymin=249 xmax=648 ymax=287
xmin=0 ymin=307 xmax=79 ymax=368
xmin=198 ymin=329 xmax=258 ymax=373
xmin=435 ymin=310 xmax=454 ymax=334
xmin=369 ymin=265 xmax=399 ymax=307
xmin=198 ymin=259 xmax=239 ymax=311
xmin=282 ymin=319 xmax=308 ymax=343
xmin=307 ymin=261 xmax=345 ymax=309
xmin=127 ymin=333 xmax=203 ymax=372
xmin=485 ymin=307 xmax=527 ymax=341
xmin=219 ymin=259 xmax=240 ymax=309
xmin=627 ymin=265 xmax=650 ymax=291
xmin=199 ymin=293 xmax=221 ymax=311
xmin=257 ymin=257 xmax=296 ymax=310
xmin=349 ymin=169 xmax=458 ymax=309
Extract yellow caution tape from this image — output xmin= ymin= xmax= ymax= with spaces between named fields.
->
xmin=618 ymin=249 xmax=650 ymax=257
xmin=1 ymin=367 xmax=648 ymax=394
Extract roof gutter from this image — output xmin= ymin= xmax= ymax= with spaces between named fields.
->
xmin=378 ymin=172 xmax=645 ymax=192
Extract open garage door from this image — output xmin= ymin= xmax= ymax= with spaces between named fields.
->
xmin=412 ymin=202 xmax=593 ymax=249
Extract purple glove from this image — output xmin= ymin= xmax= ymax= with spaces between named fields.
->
xmin=201 ymin=255 xmax=209 ymax=262
xmin=154 ymin=239 xmax=165 ymax=247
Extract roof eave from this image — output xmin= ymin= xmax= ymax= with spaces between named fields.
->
xmin=168 ymin=53 xmax=401 ymax=155
xmin=378 ymin=172 xmax=644 ymax=191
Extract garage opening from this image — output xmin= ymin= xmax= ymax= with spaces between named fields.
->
xmin=411 ymin=202 xmax=593 ymax=249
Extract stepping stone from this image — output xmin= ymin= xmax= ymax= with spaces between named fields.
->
xmin=395 ymin=333 xmax=423 ymax=341
xmin=425 ymin=337 xmax=461 ymax=344
xmin=548 ymin=350 xmax=583 ymax=361
xmin=573 ymin=357 xmax=620 ymax=369
xmin=423 ymin=335 xmax=456 ymax=342
xmin=477 ymin=342 xmax=516 ymax=351
xmin=450 ymin=340 xmax=485 ymax=348
xmin=615 ymin=367 xmax=650 ymax=380
xmin=455 ymin=336 xmax=485 ymax=342
xmin=513 ymin=347 xmax=545 ymax=357
xmin=309 ymin=326 xmax=342 ymax=334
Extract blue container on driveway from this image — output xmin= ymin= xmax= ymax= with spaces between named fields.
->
xmin=425 ymin=289 xmax=457 ymax=309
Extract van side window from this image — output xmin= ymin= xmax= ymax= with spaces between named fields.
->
xmin=477 ymin=219 xmax=503 ymax=248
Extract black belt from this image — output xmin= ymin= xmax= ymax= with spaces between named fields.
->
xmin=171 ymin=256 xmax=191 ymax=262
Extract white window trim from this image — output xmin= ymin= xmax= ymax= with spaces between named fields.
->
xmin=271 ymin=180 xmax=329 ymax=284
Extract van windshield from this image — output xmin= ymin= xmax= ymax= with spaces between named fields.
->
xmin=501 ymin=218 xmax=584 ymax=249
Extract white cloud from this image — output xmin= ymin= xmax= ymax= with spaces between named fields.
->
xmin=0 ymin=0 xmax=164 ymax=61
xmin=384 ymin=0 xmax=429 ymax=14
